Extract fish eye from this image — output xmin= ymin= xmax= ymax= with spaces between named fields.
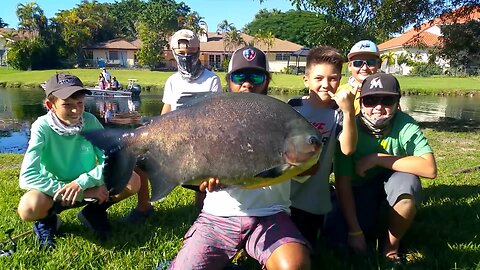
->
xmin=308 ymin=135 xmax=320 ymax=145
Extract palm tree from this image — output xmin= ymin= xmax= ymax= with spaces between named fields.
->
xmin=224 ymin=27 xmax=244 ymax=53
xmin=216 ymin=20 xmax=235 ymax=62
xmin=178 ymin=11 xmax=204 ymax=34
xmin=254 ymin=31 xmax=275 ymax=54
xmin=16 ymin=2 xmax=47 ymax=37
xmin=0 ymin=18 xmax=8 ymax=28
xmin=381 ymin=51 xmax=396 ymax=73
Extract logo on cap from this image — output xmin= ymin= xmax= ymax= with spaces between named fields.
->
xmin=359 ymin=42 xmax=372 ymax=50
xmin=243 ymin=49 xmax=256 ymax=61
xmin=58 ymin=78 xmax=76 ymax=85
xmin=370 ymin=77 xmax=383 ymax=89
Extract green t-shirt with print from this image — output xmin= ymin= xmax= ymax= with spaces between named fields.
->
xmin=334 ymin=111 xmax=433 ymax=186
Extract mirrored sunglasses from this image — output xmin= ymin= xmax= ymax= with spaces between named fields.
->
xmin=362 ymin=95 xmax=398 ymax=107
xmin=352 ymin=59 xmax=378 ymax=68
xmin=230 ymin=73 xmax=266 ymax=85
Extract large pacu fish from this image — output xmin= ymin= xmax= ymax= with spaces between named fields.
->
xmin=82 ymin=92 xmax=322 ymax=201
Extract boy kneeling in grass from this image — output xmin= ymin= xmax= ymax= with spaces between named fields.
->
xmin=17 ymin=73 xmax=140 ymax=249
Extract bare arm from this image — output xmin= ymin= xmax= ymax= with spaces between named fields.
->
xmin=356 ymin=152 xmax=437 ymax=179
xmin=335 ymin=175 xmax=367 ymax=253
xmin=160 ymin=103 xmax=172 ymax=115
xmin=332 ymin=89 xmax=357 ymax=155
xmin=338 ymin=110 xmax=357 ymax=155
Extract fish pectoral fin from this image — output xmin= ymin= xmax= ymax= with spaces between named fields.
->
xmin=141 ymin=158 xmax=177 ymax=202
xmin=148 ymin=170 xmax=177 ymax=202
xmin=254 ymin=164 xmax=291 ymax=179
xmin=104 ymin=144 xmax=137 ymax=196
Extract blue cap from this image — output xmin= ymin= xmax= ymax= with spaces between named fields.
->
xmin=347 ymin=40 xmax=380 ymax=59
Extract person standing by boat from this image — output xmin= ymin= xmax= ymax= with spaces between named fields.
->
xmin=123 ymin=29 xmax=222 ymax=223
xmin=98 ymin=74 xmax=106 ymax=90
xmin=101 ymin=68 xmax=111 ymax=82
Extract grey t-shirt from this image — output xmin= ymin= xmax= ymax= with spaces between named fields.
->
xmin=289 ymin=97 xmax=343 ymax=215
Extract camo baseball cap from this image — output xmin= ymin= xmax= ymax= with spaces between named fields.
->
xmin=347 ymin=40 xmax=380 ymax=60
xmin=170 ymin=29 xmax=200 ymax=49
xmin=228 ymin=46 xmax=269 ymax=74
xmin=44 ymin=73 xmax=91 ymax=99
xmin=360 ymin=73 xmax=401 ymax=98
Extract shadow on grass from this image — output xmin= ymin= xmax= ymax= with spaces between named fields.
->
xmin=403 ymin=184 xmax=480 ymax=268
xmin=58 ymin=203 xmax=197 ymax=250
xmin=309 ymin=184 xmax=480 ymax=269
xmin=418 ymin=117 xmax=480 ymax=132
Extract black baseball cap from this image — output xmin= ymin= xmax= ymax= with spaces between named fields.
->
xmin=360 ymin=73 xmax=401 ymax=98
xmin=44 ymin=73 xmax=91 ymax=99
xmin=228 ymin=46 xmax=269 ymax=74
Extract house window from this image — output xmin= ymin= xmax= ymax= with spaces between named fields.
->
xmin=275 ymin=53 xmax=290 ymax=61
xmin=208 ymin=55 xmax=221 ymax=70
xmin=109 ymin=51 xmax=119 ymax=60
xmin=84 ymin=50 xmax=93 ymax=60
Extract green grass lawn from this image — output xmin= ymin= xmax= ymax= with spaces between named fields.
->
xmin=1 ymin=67 xmax=480 ymax=95
xmin=0 ymin=119 xmax=479 ymax=269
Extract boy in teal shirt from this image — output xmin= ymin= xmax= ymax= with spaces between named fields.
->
xmin=17 ymin=73 xmax=140 ymax=249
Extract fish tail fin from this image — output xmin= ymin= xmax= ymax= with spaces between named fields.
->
xmin=82 ymin=129 xmax=137 ymax=195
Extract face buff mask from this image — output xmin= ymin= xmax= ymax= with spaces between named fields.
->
xmin=173 ymin=51 xmax=204 ymax=82
xmin=359 ymin=108 xmax=396 ymax=138
xmin=46 ymin=110 xmax=84 ymax=136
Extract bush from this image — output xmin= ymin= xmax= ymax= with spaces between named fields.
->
xmin=409 ymin=62 xmax=443 ymax=77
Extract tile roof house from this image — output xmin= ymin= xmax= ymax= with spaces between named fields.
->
xmin=0 ymin=28 xmax=34 ymax=65
xmin=83 ymin=32 xmax=304 ymax=72
xmin=378 ymin=5 xmax=480 ymax=75
xmin=83 ymin=38 xmax=142 ymax=68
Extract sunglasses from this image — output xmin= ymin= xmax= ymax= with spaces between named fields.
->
xmin=351 ymin=59 xmax=378 ymax=68
xmin=362 ymin=95 xmax=398 ymax=107
xmin=230 ymin=72 xmax=266 ymax=85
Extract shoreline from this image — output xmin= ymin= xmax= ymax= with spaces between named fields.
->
xmin=1 ymin=83 xmax=480 ymax=96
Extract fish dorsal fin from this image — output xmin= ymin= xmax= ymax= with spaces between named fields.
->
xmin=176 ymin=92 xmax=221 ymax=109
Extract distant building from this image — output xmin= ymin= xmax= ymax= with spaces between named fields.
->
xmin=378 ymin=5 xmax=480 ymax=75
xmin=83 ymin=30 xmax=305 ymax=72
xmin=0 ymin=28 xmax=32 ymax=66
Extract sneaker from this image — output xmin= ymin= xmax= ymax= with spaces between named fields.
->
xmin=122 ymin=208 xmax=154 ymax=224
xmin=77 ymin=203 xmax=111 ymax=241
xmin=155 ymin=259 xmax=171 ymax=270
xmin=33 ymin=214 xmax=62 ymax=250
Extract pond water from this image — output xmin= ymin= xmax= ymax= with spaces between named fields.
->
xmin=1 ymin=87 xmax=480 ymax=153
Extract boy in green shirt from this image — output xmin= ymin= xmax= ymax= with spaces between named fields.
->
xmin=17 ymin=73 xmax=140 ymax=249
xmin=325 ymin=73 xmax=437 ymax=262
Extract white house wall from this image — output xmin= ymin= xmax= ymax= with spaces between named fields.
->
xmin=380 ymin=47 xmax=448 ymax=75
xmin=91 ymin=50 xmax=136 ymax=67
xmin=425 ymin=25 xmax=442 ymax=35
xmin=265 ymin=54 xmax=306 ymax=73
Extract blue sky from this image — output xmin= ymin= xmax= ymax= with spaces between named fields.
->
xmin=0 ymin=0 xmax=295 ymax=30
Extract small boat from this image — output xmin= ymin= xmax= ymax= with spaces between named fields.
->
xmin=85 ymin=88 xmax=132 ymax=98
xmin=86 ymin=78 xmax=141 ymax=98
xmin=40 ymin=78 xmax=141 ymax=98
